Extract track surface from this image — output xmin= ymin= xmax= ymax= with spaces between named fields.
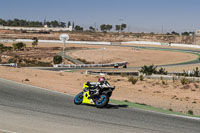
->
xmin=0 ymin=78 xmax=200 ymax=133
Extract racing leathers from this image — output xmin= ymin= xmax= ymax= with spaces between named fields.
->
xmin=86 ymin=81 xmax=111 ymax=98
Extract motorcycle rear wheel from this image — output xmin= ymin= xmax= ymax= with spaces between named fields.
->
xmin=74 ymin=92 xmax=83 ymax=105
xmin=96 ymin=94 xmax=109 ymax=108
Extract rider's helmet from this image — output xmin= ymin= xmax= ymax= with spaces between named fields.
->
xmin=98 ymin=77 xmax=105 ymax=83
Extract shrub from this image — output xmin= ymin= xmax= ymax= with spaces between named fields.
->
xmin=139 ymin=75 xmax=144 ymax=81
xmin=121 ymin=73 xmax=128 ymax=77
xmin=161 ymin=79 xmax=167 ymax=85
xmin=157 ymin=67 xmax=168 ymax=75
xmin=53 ymin=55 xmax=63 ymax=64
xmin=0 ymin=43 xmax=4 ymax=52
xmin=32 ymin=37 xmax=38 ymax=48
xmin=181 ymin=77 xmax=188 ymax=85
xmin=0 ymin=44 xmax=12 ymax=52
xmin=188 ymin=110 xmax=193 ymax=115
xmin=139 ymin=65 xmax=168 ymax=75
xmin=139 ymin=64 xmax=157 ymax=75
xmin=13 ymin=42 xmax=26 ymax=50
xmin=172 ymin=76 xmax=177 ymax=83
xmin=193 ymin=67 xmax=199 ymax=77
xmin=128 ymin=76 xmax=138 ymax=85
xmin=8 ymin=58 xmax=17 ymax=63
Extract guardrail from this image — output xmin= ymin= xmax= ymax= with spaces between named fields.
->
xmin=86 ymin=71 xmax=139 ymax=76
xmin=0 ymin=63 xmax=17 ymax=67
xmin=53 ymin=61 xmax=127 ymax=68
xmin=122 ymin=41 xmax=200 ymax=49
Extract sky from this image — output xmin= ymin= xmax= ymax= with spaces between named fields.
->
xmin=0 ymin=0 xmax=200 ymax=33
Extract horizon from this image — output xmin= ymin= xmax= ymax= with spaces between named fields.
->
xmin=0 ymin=0 xmax=200 ymax=33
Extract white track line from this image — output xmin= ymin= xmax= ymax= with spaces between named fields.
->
xmin=0 ymin=128 xmax=17 ymax=133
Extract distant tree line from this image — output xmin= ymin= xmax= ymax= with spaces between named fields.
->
xmin=88 ymin=23 xmax=127 ymax=32
xmin=0 ymin=18 xmax=43 ymax=27
xmin=166 ymin=31 xmax=195 ymax=36
xmin=0 ymin=18 xmax=129 ymax=32
xmin=0 ymin=18 xmax=75 ymax=28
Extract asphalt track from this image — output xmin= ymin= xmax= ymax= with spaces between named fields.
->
xmin=39 ymin=45 xmax=200 ymax=71
xmin=0 ymin=78 xmax=200 ymax=133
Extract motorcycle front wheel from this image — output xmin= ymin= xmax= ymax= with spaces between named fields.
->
xmin=96 ymin=94 xmax=109 ymax=108
xmin=74 ymin=92 xmax=83 ymax=105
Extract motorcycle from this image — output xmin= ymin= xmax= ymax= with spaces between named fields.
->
xmin=74 ymin=81 xmax=115 ymax=108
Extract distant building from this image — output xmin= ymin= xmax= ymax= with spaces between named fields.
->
xmin=0 ymin=26 xmax=73 ymax=32
xmin=195 ymin=30 xmax=200 ymax=36
xmin=44 ymin=24 xmax=48 ymax=28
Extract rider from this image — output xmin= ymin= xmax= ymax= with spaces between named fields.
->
xmin=88 ymin=77 xmax=110 ymax=97
xmin=98 ymin=77 xmax=111 ymax=88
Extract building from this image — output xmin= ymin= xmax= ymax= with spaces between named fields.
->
xmin=0 ymin=26 xmax=73 ymax=32
xmin=195 ymin=30 xmax=200 ymax=36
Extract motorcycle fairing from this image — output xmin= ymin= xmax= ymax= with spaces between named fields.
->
xmin=82 ymin=91 xmax=95 ymax=105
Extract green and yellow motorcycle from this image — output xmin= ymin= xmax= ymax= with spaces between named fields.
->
xmin=74 ymin=82 xmax=115 ymax=108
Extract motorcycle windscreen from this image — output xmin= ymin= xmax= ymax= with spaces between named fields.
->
xmin=82 ymin=91 xmax=95 ymax=105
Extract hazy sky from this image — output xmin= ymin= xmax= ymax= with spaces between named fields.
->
xmin=0 ymin=0 xmax=199 ymax=33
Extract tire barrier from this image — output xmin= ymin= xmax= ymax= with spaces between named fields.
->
xmin=0 ymin=63 xmax=17 ymax=67
xmin=86 ymin=71 xmax=139 ymax=76
xmin=53 ymin=61 xmax=128 ymax=68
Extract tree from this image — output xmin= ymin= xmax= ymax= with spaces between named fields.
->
xmin=72 ymin=21 xmax=75 ymax=29
xmin=46 ymin=21 xmax=51 ymax=27
xmin=60 ymin=22 xmax=66 ymax=28
xmin=171 ymin=31 xmax=179 ymax=35
xmin=115 ymin=25 xmax=121 ymax=32
xmin=89 ymin=26 xmax=95 ymax=31
xmin=74 ymin=25 xmax=83 ymax=31
xmin=100 ymin=24 xmax=112 ymax=32
xmin=115 ymin=24 xmax=127 ymax=32
xmin=182 ymin=32 xmax=194 ymax=36
xmin=106 ymin=24 xmax=112 ymax=31
xmin=51 ymin=20 xmax=59 ymax=27
xmin=68 ymin=21 xmax=71 ymax=28
xmin=100 ymin=24 xmax=106 ymax=32
xmin=121 ymin=23 xmax=127 ymax=31
xmin=53 ymin=55 xmax=63 ymax=64
xmin=13 ymin=42 xmax=26 ymax=50
xmin=32 ymin=37 xmax=38 ymax=48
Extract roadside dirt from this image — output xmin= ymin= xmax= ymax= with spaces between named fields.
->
xmin=1 ymin=66 xmax=200 ymax=115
